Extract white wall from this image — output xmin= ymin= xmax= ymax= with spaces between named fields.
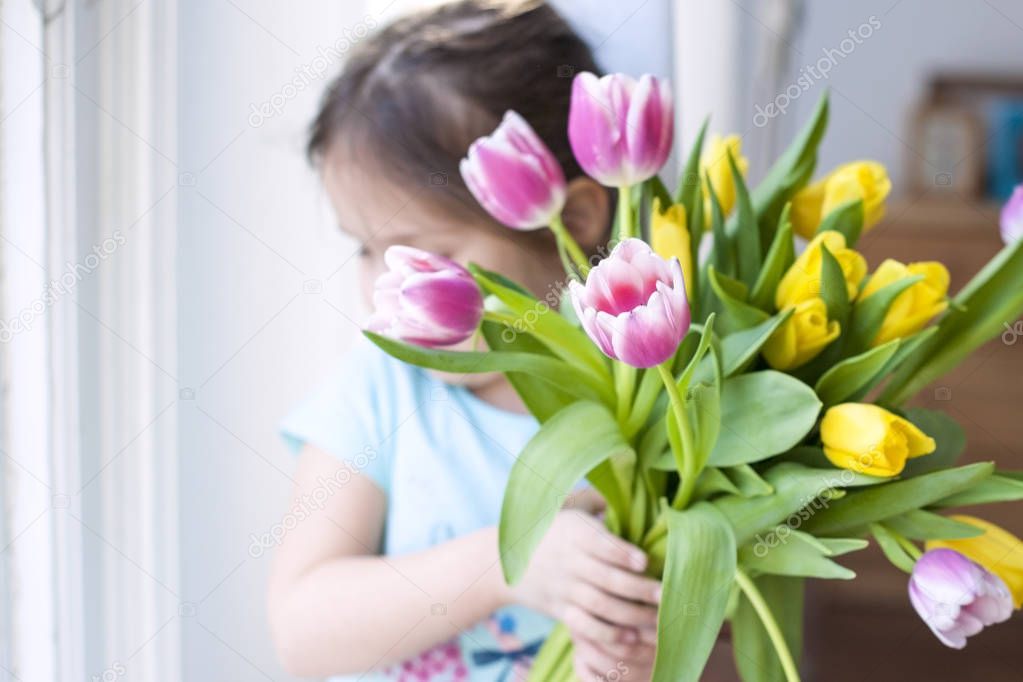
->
xmin=733 ymin=0 xmax=1023 ymax=191
xmin=176 ymin=1 xmax=372 ymax=678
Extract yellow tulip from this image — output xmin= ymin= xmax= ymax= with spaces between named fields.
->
xmin=650 ymin=199 xmax=694 ymax=297
xmin=790 ymin=161 xmax=891 ymax=240
xmin=859 ymin=259 xmax=949 ymax=346
xmin=927 ymin=515 xmax=1023 ymax=609
xmin=762 ymin=298 xmax=840 ymax=370
xmin=775 ymin=231 xmax=867 ymax=310
xmin=701 ymin=134 xmax=748 ymax=230
xmin=820 ymin=403 xmax=936 ymax=477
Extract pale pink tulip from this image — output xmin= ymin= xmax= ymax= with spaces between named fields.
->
xmin=909 ymin=548 xmax=1013 ymax=649
xmin=568 ymin=238 xmax=689 ymax=368
xmin=568 ymin=72 xmax=673 ymax=187
xmin=1000 ymin=184 xmax=1023 ymax=245
xmin=460 ymin=111 xmax=566 ymax=230
xmin=367 ymin=246 xmax=483 ymax=348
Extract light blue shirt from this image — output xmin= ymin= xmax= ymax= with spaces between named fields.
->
xmin=281 ymin=339 xmax=552 ymax=682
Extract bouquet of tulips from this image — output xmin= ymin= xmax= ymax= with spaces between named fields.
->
xmin=365 ymin=71 xmax=1023 ymax=681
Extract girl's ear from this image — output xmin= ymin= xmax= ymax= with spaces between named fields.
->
xmin=561 ymin=177 xmax=611 ymax=252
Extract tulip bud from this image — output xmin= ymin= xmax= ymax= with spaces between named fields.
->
xmin=568 ymin=72 xmax=673 ymax=187
xmin=859 ymin=259 xmax=949 ymax=346
xmin=1000 ymin=184 xmax=1023 ymax=245
xmin=820 ymin=403 xmax=936 ymax=477
xmin=568 ymin=238 xmax=690 ymax=368
xmin=775 ymin=232 xmax=867 ymax=310
xmin=762 ymin=298 xmax=840 ymax=370
xmin=460 ymin=111 xmax=566 ymax=230
xmin=649 ymin=199 xmax=693 ymax=296
xmin=700 ymin=134 xmax=748 ymax=230
xmin=790 ymin=161 xmax=891 ymax=240
xmin=927 ymin=515 xmax=1023 ymax=609
xmin=366 ymin=246 xmax=483 ymax=348
xmin=909 ymin=548 xmax=1013 ymax=649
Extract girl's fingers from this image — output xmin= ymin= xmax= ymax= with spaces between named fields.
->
xmin=565 ymin=488 xmax=606 ymax=515
xmin=573 ymin=655 xmax=605 ymax=682
xmin=576 ymin=554 xmax=662 ymax=605
xmin=571 ymin=582 xmax=658 ymax=628
xmin=574 ymin=634 xmax=655 ymax=663
xmin=578 ymin=522 xmax=647 ymax=572
xmin=561 ymin=604 xmax=637 ymax=646
xmin=572 ymin=636 xmax=623 ymax=679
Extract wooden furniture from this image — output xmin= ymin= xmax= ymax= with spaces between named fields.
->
xmin=800 ymin=199 xmax=1023 ymax=681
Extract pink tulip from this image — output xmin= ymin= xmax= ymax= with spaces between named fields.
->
xmin=909 ymin=548 xmax=1013 ymax=649
xmin=568 ymin=238 xmax=690 ymax=368
xmin=1000 ymin=184 xmax=1023 ymax=245
xmin=459 ymin=111 xmax=566 ymax=230
xmin=366 ymin=246 xmax=483 ymax=348
xmin=568 ymin=72 xmax=674 ymax=187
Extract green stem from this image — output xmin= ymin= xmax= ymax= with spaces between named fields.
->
xmin=735 ymin=567 xmax=801 ymax=682
xmin=549 ymin=215 xmax=590 ymax=277
xmin=614 ymin=362 xmax=637 ymax=424
xmin=617 ymin=185 xmax=635 ymax=240
xmin=623 ymin=368 xmax=662 ymax=438
xmin=656 ymin=362 xmax=697 ymax=509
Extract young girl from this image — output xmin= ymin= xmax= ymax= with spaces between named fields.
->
xmin=269 ymin=2 xmax=662 ymax=680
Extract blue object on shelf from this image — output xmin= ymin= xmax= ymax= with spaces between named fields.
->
xmin=988 ymin=99 xmax=1023 ymax=201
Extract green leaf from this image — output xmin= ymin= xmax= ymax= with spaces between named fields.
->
xmin=713 ymin=463 xmax=883 ymax=546
xmin=815 ymin=198 xmax=865 ymax=247
xmin=470 ymin=265 xmax=611 ymax=383
xmin=749 ymin=205 xmax=795 ymax=311
xmin=499 ymin=402 xmax=632 ymax=583
xmin=725 ymin=464 xmax=774 ymax=497
xmin=844 ymin=275 xmax=923 ymax=353
xmin=850 ymin=326 xmax=938 ymax=400
xmin=813 ymin=339 xmax=900 ymax=406
xmin=706 ymin=173 xmax=735 ymax=278
xmin=801 ymin=462 xmax=994 ymax=536
xmin=653 ymin=505 xmax=737 ymax=682
xmin=709 ymin=371 xmax=822 ymax=466
xmin=818 ymin=243 xmax=851 ymax=327
xmin=732 ymin=576 xmax=804 ymax=682
xmin=364 ymin=331 xmax=611 ymax=406
xmin=751 ymin=92 xmax=829 ymax=246
xmin=726 ymin=149 xmax=761 ymax=288
xmin=869 ymin=522 xmax=917 ymax=573
xmin=932 ymin=474 xmax=1023 ymax=508
xmin=676 ymin=117 xmax=709 ymax=210
xmin=708 ymin=267 xmax=770 ymax=335
xmin=884 ymin=509 xmax=984 ymax=540
xmin=711 ymin=308 xmax=793 ymax=380
xmin=693 ymin=467 xmax=742 ymax=501
xmin=881 ymin=238 xmax=1023 ymax=405
xmin=479 ymin=321 xmax=573 ymax=422
xmin=739 ymin=528 xmax=857 ymax=580
xmin=899 ymin=407 xmax=966 ymax=477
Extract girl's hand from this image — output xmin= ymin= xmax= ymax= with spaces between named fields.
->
xmin=507 ymin=497 xmax=661 ymax=649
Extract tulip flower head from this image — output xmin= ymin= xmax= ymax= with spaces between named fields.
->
xmin=1000 ymin=184 xmax=1023 ymax=245
xmin=928 ymin=515 xmax=1023 ymax=609
xmin=820 ymin=403 xmax=935 ymax=477
xmin=860 ymin=259 xmax=949 ymax=346
xmin=567 ymin=72 xmax=673 ymax=187
xmin=569 ymin=239 xmax=690 ymax=368
xmin=701 ymin=134 xmax=749 ymax=230
xmin=909 ymin=548 xmax=1013 ymax=649
xmin=790 ymin=161 xmax=891 ymax=240
xmin=460 ymin=111 xmax=567 ymax=230
xmin=367 ymin=246 xmax=484 ymax=348
xmin=775 ymin=231 xmax=867 ymax=310
xmin=762 ymin=297 xmax=840 ymax=371
xmin=650 ymin=199 xmax=693 ymax=296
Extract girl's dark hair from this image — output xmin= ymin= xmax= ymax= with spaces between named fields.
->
xmin=308 ymin=0 xmax=601 ymax=221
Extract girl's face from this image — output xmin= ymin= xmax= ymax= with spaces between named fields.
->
xmin=322 ymin=151 xmax=565 ymax=389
